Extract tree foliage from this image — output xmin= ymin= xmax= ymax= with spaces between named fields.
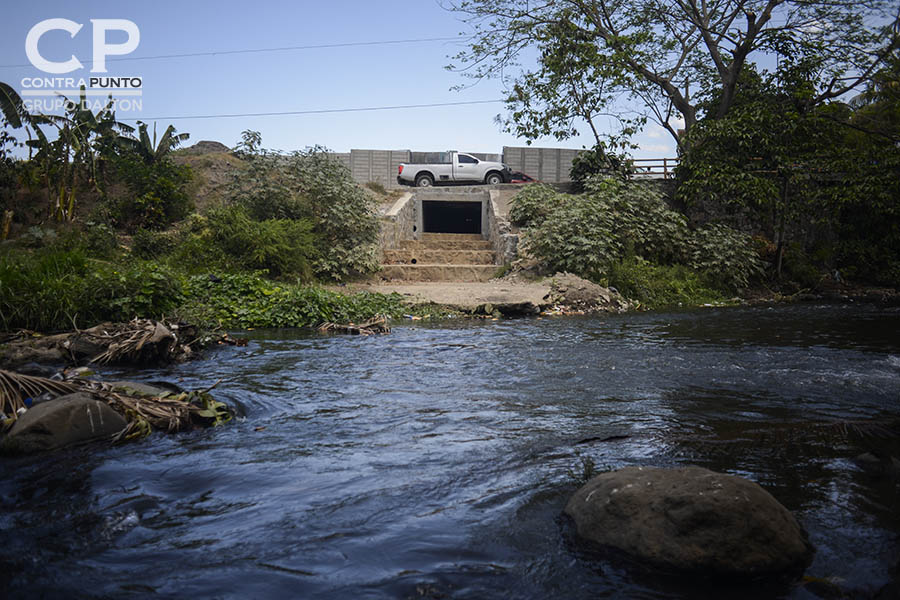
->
xmin=116 ymin=121 xmax=189 ymax=164
xmin=109 ymin=153 xmax=194 ymax=232
xmin=677 ymin=57 xmax=900 ymax=284
xmin=448 ymin=0 xmax=898 ymax=147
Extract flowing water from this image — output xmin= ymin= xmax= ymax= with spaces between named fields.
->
xmin=2 ymin=304 xmax=899 ymax=599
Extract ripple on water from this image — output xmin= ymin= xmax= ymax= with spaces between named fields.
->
xmin=2 ymin=304 xmax=899 ymax=599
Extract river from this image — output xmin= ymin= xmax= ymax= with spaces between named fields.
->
xmin=2 ymin=303 xmax=899 ymax=599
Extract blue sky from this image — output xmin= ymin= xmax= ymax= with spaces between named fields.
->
xmin=0 ymin=0 xmax=677 ymax=158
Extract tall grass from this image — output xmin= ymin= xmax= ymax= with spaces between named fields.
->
xmin=0 ymin=247 xmax=94 ymax=331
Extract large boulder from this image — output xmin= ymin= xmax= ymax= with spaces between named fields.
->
xmin=564 ymin=466 xmax=813 ymax=577
xmin=3 ymin=392 xmax=127 ymax=453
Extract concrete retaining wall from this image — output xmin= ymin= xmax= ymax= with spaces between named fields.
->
xmin=487 ymin=190 xmax=519 ymax=264
xmin=379 ymin=188 xmax=518 ymax=266
xmin=348 ymin=149 xmax=411 ymax=189
xmin=379 ymin=192 xmax=417 ymax=259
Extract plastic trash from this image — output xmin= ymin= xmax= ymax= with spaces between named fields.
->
xmin=32 ymin=392 xmax=54 ymax=405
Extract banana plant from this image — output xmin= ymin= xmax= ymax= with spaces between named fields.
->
xmin=117 ymin=120 xmax=189 ymax=164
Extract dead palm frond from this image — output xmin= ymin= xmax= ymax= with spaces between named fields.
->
xmin=0 ymin=369 xmax=80 ymax=417
xmin=318 ymin=316 xmax=390 ymax=335
xmin=88 ymin=319 xmax=177 ymax=364
xmin=1 ymin=369 xmax=231 ymax=439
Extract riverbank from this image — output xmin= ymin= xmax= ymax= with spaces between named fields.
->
xmin=339 ymin=272 xmax=634 ymax=316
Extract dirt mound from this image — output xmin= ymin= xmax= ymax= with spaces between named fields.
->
xmin=180 ymin=140 xmax=231 ymax=155
xmin=546 ymin=273 xmax=632 ymax=313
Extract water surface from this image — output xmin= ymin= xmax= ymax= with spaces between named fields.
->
xmin=2 ymin=304 xmax=899 ymax=598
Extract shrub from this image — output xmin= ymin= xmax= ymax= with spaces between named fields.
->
xmin=227 ymin=144 xmax=380 ymax=280
xmin=606 ymin=257 xmax=724 ymax=309
xmin=110 ymin=155 xmax=193 ymax=232
xmin=520 ymin=177 xmax=763 ymax=300
xmin=687 ymin=223 xmax=764 ymax=290
xmin=523 ymin=194 xmax=620 ymax=279
xmin=132 ymin=228 xmax=177 ymax=259
xmin=206 ymin=205 xmax=316 ymax=280
xmin=90 ymin=261 xmax=184 ymax=322
xmin=0 ymin=245 xmax=183 ymax=331
xmin=509 ymin=184 xmax=566 ymax=227
xmin=524 ymin=178 xmax=690 ymax=278
xmin=292 ymin=149 xmax=379 ymax=280
xmin=570 ymin=144 xmax=633 ymax=191
xmin=0 ymin=247 xmax=92 ymax=331
xmin=179 ymin=272 xmax=410 ymax=329
xmin=228 ymin=150 xmax=309 ymax=221
xmin=83 ymin=221 xmax=118 ymax=258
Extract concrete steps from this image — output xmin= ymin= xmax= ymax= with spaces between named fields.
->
xmin=381 ymin=233 xmax=498 ymax=281
xmin=383 ymin=248 xmax=496 ymax=265
xmin=398 ymin=239 xmax=493 ymax=251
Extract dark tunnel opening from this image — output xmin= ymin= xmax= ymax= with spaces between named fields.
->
xmin=422 ymin=201 xmax=482 ymax=234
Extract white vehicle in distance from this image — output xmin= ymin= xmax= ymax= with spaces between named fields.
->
xmin=397 ymin=151 xmax=510 ymax=187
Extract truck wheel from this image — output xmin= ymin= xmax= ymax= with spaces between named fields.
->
xmin=415 ymin=174 xmax=434 ymax=187
xmin=485 ymin=172 xmax=503 ymax=185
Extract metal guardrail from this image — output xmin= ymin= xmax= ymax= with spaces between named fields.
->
xmin=630 ymin=158 xmax=679 ymax=179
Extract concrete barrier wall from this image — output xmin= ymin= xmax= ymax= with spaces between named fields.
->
xmin=339 ymin=146 xmax=586 ymax=187
xmin=502 ymin=146 xmax=582 ymax=183
xmin=349 ymin=149 xmax=411 ymax=188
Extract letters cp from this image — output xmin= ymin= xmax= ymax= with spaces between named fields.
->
xmin=26 ymin=18 xmax=140 ymax=74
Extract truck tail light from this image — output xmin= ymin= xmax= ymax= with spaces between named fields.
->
xmin=398 ymin=165 xmax=404 ymax=175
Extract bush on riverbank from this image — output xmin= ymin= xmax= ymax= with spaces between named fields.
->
xmin=512 ymin=178 xmax=762 ymax=308
xmin=0 ymin=243 xmax=409 ymax=332
xmin=0 ymin=245 xmax=183 ymax=331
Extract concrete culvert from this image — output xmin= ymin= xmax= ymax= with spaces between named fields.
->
xmin=422 ymin=200 xmax=481 ymax=234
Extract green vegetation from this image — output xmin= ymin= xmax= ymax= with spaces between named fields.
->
xmin=228 ymin=132 xmax=379 ymax=281
xmin=453 ymin=1 xmax=898 ymax=293
xmin=511 ymin=179 xmax=761 ymax=308
xmin=678 ymin=56 xmax=900 ymax=287
xmin=0 ymin=238 xmax=420 ymax=332
xmin=178 ymin=272 xmax=416 ymax=329
xmin=451 ymin=0 xmax=893 ymax=151
xmin=0 ymin=244 xmax=182 ymax=332
xmin=0 ymin=99 xmax=391 ymax=332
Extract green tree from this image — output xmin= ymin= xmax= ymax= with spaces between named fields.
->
xmin=677 ymin=56 xmax=900 ymax=284
xmin=110 ymin=153 xmax=193 ymax=232
xmin=448 ymin=0 xmax=898 ymax=148
xmin=27 ymin=88 xmax=127 ymax=221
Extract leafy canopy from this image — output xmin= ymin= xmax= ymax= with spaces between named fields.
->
xmin=448 ymin=0 xmax=898 ymax=148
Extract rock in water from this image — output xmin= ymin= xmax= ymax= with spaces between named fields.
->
xmin=564 ymin=466 xmax=813 ymax=577
xmin=4 ymin=392 xmax=128 ymax=453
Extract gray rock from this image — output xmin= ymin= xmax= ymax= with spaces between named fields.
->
xmin=4 ymin=392 xmax=127 ymax=453
xmin=564 ymin=466 xmax=813 ymax=577
xmin=106 ymin=381 xmax=170 ymax=397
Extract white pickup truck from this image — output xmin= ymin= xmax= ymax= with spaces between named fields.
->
xmin=397 ymin=151 xmax=509 ymax=187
